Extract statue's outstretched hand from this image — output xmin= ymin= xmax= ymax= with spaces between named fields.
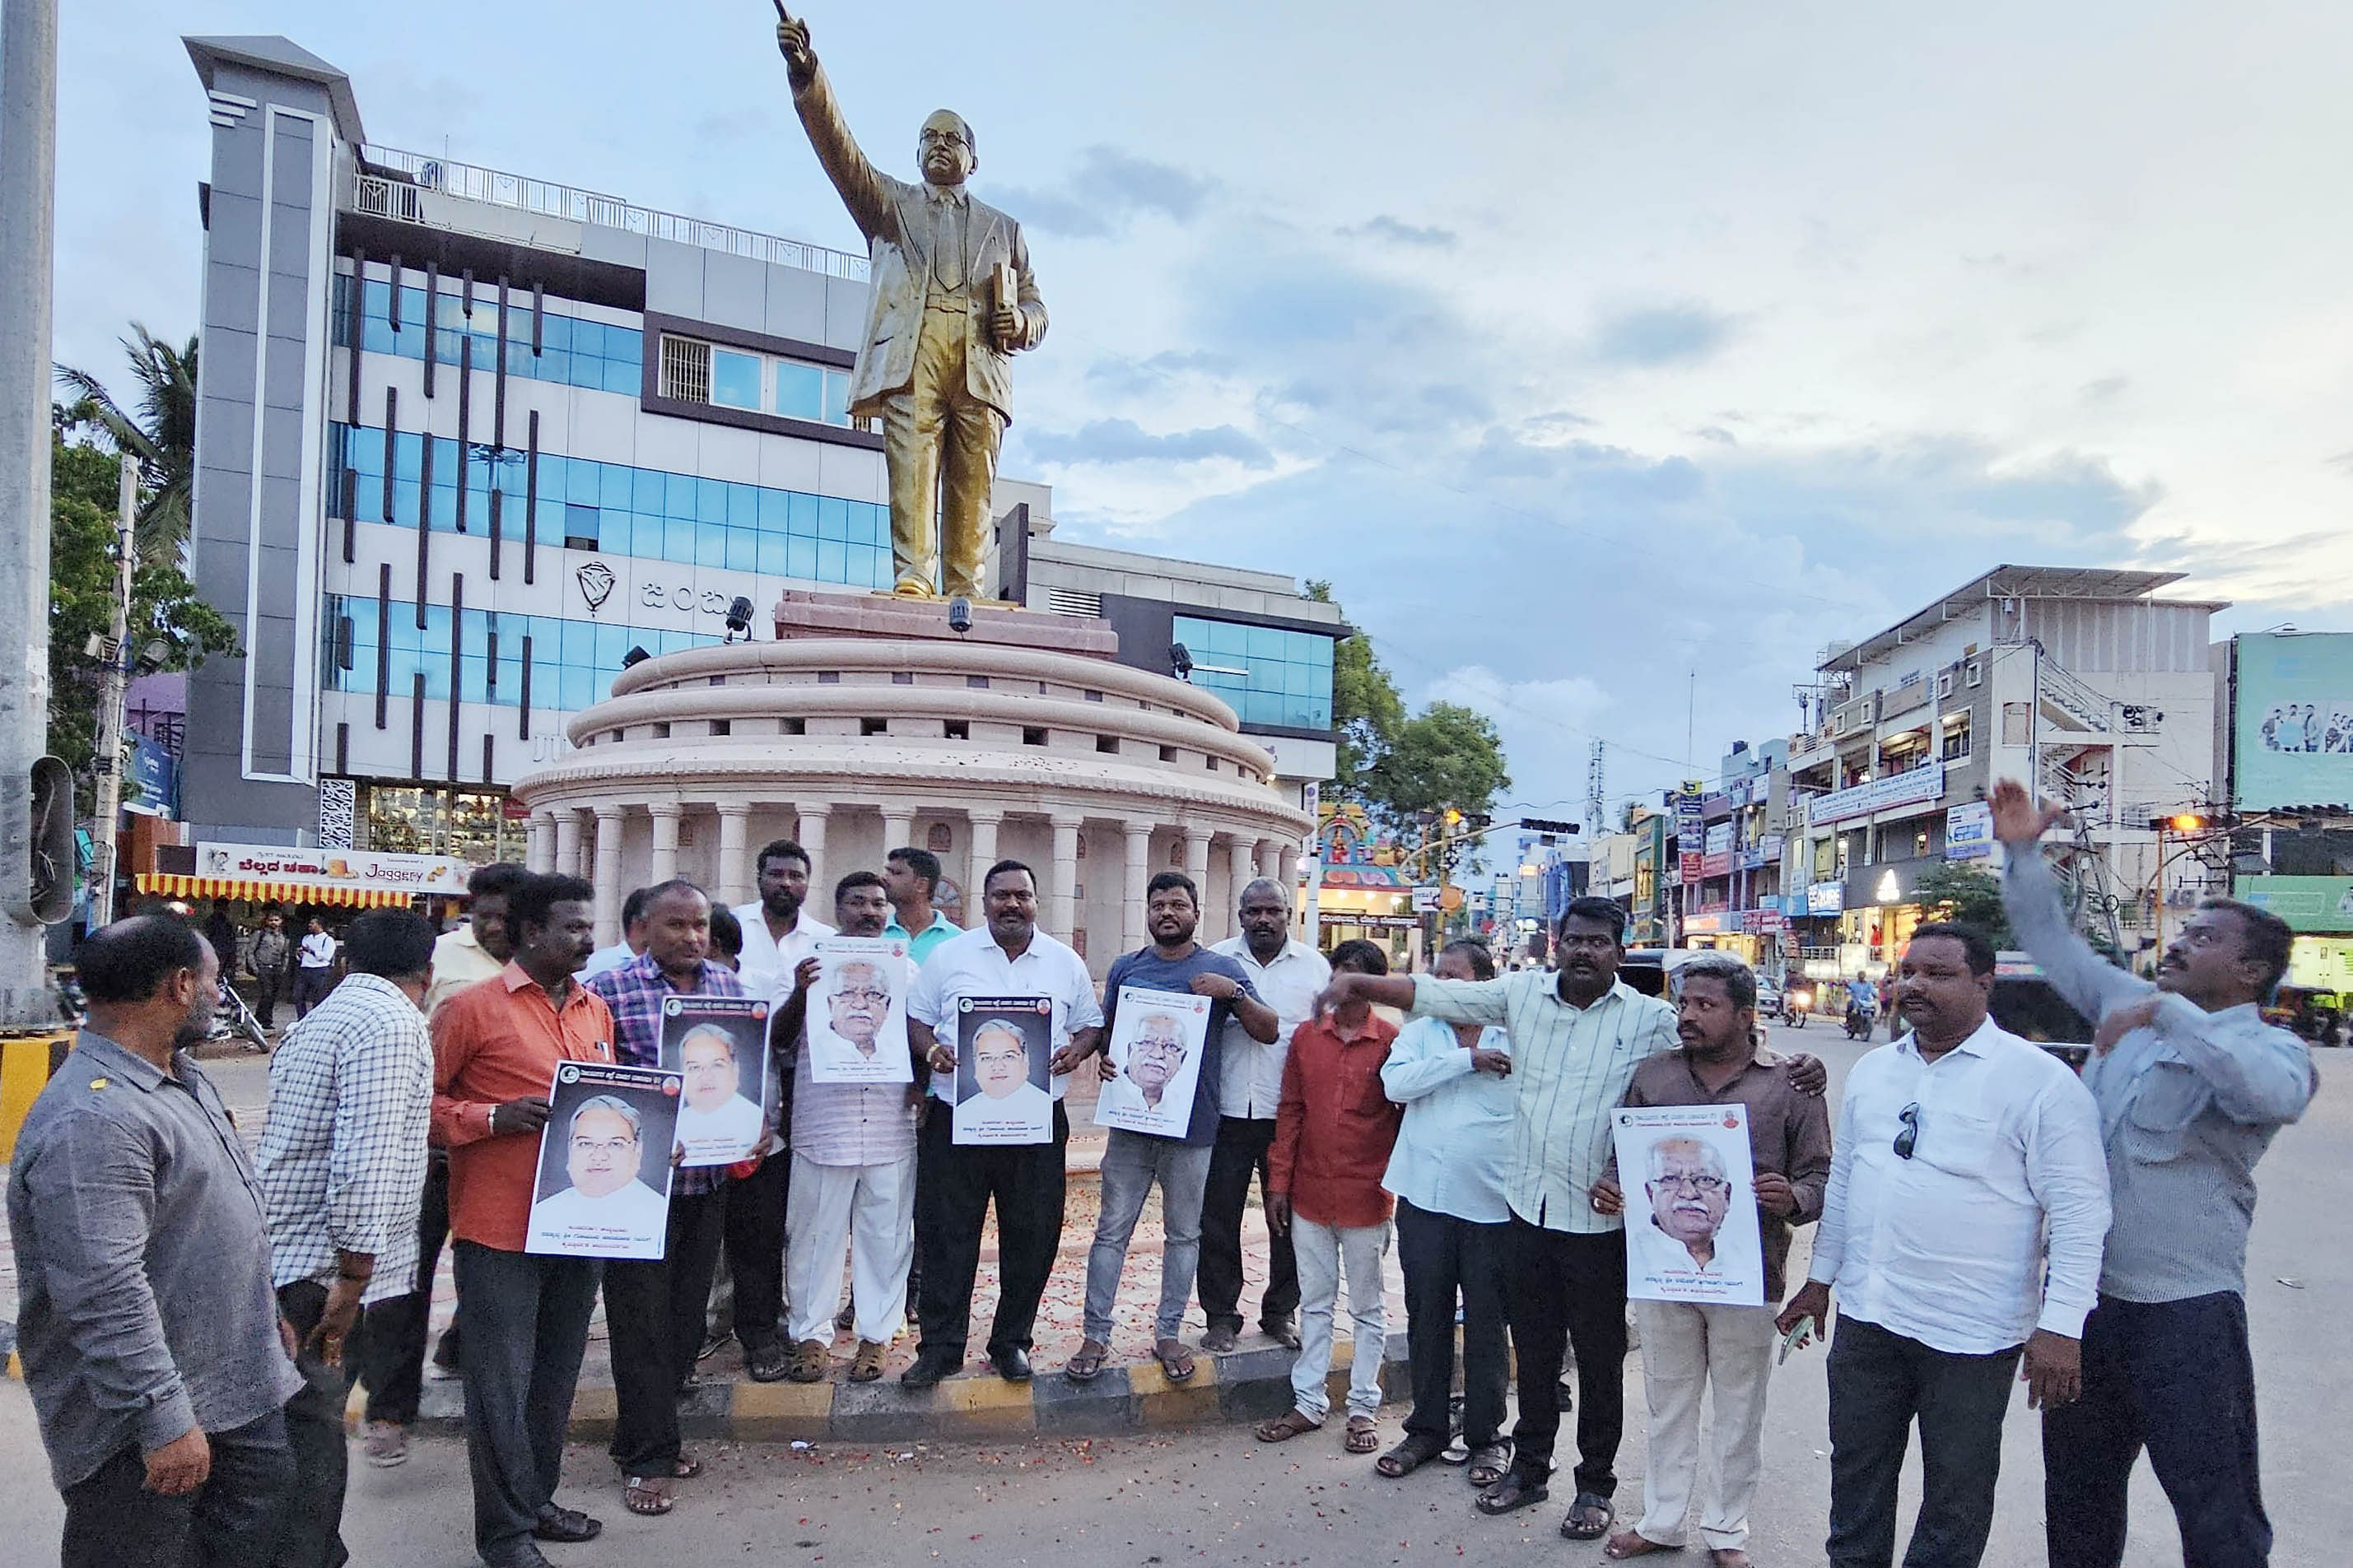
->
xmin=773 ymin=1 xmax=816 ymax=83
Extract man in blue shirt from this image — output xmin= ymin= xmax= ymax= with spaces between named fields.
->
xmin=1994 ymin=780 xmax=2316 ymax=1568
xmin=1064 ymin=871 xmax=1276 ymax=1384
xmin=882 ymin=846 xmax=961 ymax=965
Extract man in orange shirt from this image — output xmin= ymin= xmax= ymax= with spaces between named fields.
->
xmin=1257 ymin=940 xmax=1404 ymax=1457
xmin=431 ymin=873 xmax=615 ymax=1568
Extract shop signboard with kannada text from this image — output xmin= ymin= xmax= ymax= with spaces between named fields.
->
xmin=2231 ymin=632 xmax=2353 ymax=811
xmin=1945 ymin=800 xmax=1995 ymax=862
xmin=195 ymin=841 xmax=472 ymax=896
xmin=1806 ymin=763 xmax=1945 ymax=828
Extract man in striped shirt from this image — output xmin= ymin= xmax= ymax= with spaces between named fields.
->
xmin=1325 ymin=896 xmax=1823 ymax=1543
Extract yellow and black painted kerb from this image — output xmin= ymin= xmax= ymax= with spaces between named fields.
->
xmin=1 ymin=1029 xmax=75 ymax=1378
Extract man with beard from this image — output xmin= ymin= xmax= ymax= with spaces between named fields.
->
xmin=11 ymin=915 xmax=303 ymax=1567
xmin=776 ymin=872 xmax=924 ymax=1384
xmin=720 ymin=840 xmax=835 ymax=1378
xmin=1995 ymin=779 xmax=2316 ymax=1568
xmin=902 ymin=860 xmax=1105 ymax=1386
xmin=1200 ymin=878 xmax=1329 ymax=1353
xmin=1590 ymin=954 xmax=1830 ymax=1567
xmin=1065 ymin=872 xmax=1274 ymax=1384
xmin=1323 ymin=898 xmax=1829 ymax=1542
xmin=1779 ymin=921 xmax=2109 ymax=1568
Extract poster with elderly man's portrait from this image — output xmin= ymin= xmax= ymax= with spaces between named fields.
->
xmin=808 ymin=936 xmax=914 ymax=1085
xmin=953 ymin=995 xmax=1055 ymax=1146
xmin=526 ymin=1062 xmax=682 ymax=1260
xmin=1093 ymin=986 xmax=1214 ymax=1139
xmin=659 ymin=994 xmax=773 ymax=1166
xmin=1612 ymin=1104 xmax=1765 ymax=1307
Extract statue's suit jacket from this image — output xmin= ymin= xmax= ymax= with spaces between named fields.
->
xmin=790 ymin=64 xmax=1047 ymax=423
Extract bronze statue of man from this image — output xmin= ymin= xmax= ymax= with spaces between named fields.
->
xmin=775 ymin=4 xmax=1048 ymax=603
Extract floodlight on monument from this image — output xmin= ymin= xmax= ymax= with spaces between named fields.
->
xmin=1169 ymin=643 xmax=1194 ymax=681
xmin=622 ymin=646 xmax=652 ymax=670
xmin=948 ymin=597 xmax=974 ymax=635
xmin=724 ymin=596 xmax=756 ymax=643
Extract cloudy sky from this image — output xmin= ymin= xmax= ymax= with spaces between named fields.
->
xmin=53 ymin=2 xmax=2353 ymax=822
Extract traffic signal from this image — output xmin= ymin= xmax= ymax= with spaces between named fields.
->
xmin=2146 ymin=812 xmax=2233 ymax=834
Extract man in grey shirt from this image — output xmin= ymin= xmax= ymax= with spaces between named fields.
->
xmin=1994 ymin=781 xmax=2318 ymax=1568
xmin=7 ymin=915 xmax=302 ymax=1568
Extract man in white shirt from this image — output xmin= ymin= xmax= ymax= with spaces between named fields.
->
xmin=730 ymin=840 xmax=837 ymax=1002
xmin=295 ymin=917 xmax=339 ymax=1018
xmin=1780 ymin=922 xmax=2111 ymax=1568
xmin=1200 ymin=879 xmax=1329 ymax=1352
xmin=902 ymin=859 xmax=1104 ymax=1387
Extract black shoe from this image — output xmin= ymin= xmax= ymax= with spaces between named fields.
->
xmin=901 ymin=1352 xmax=959 ymax=1389
xmin=531 ymin=1505 xmax=603 ymax=1543
xmin=987 ymin=1346 xmax=1033 ymax=1381
xmin=1260 ymin=1317 xmax=1301 ymax=1350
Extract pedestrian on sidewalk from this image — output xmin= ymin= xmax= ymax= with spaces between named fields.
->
xmin=1778 ymin=921 xmax=2111 ymax=1568
xmin=1199 ymin=877 xmax=1328 ymax=1354
xmin=249 ymin=905 xmax=292 ymax=1031
xmin=1065 ymin=872 xmax=1276 ymax=1384
xmin=295 ymin=916 xmax=338 ymax=1018
xmin=254 ymin=909 xmax=439 ymax=1568
xmin=9 ymin=916 xmax=303 ymax=1568
xmin=1372 ymin=939 xmax=1517 ymax=1486
xmin=777 ymin=872 xmax=924 ymax=1384
xmin=1994 ymin=779 xmax=2316 ymax=1568
xmin=1256 ymin=939 xmax=1402 ymax=1456
xmin=1588 ymin=953 xmax=1831 ymax=1568
xmin=902 ymin=859 xmax=1104 ymax=1387
xmin=585 ymin=881 xmax=749 ymax=1519
xmin=431 ymin=873 xmax=617 ymax=1568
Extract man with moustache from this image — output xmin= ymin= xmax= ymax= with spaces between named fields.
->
xmin=1200 ymin=878 xmax=1330 ymax=1352
xmin=11 ymin=917 xmax=303 ymax=1568
xmin=585 ymin=881 xmax=748 ymax=1515
xmin=1590 ymin=954 xmax=1830 ymax=1567
xmin=1065 ymin=872 xmax=1275 ymax=1383
xmin=1779 ymin=922 xmax=2109 ymax=1568
xmin=776 ymin=872 xmax=924 ymax=1384
xmin=1325 ymin=900 xmax=1829 ymax=1542
xmin=1995 ymin=780 xmax=2316 ymax=1568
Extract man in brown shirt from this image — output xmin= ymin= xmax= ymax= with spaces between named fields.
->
xmin=1259 ymin=940 xmax=1404 ymax=1454
xmin=430 ymin=872 xmax=614 ymax=1568
xmin=1592 ymin=954 xmax=1831 ymax=1568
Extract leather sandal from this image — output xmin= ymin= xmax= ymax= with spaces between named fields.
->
xmin=1474 ymin=1469 xmax=1549 ymax=1516
xmin=1344 ymin=1415 xmax=1381 ymax=1454
xmin=1255 ymin=1407 xmax=1321 ymax=1442
xmin=1465 ymin=1440 xmax=1513 ymax=1488
xmin=1153 ymin=1337 xmax=1196 ymax=1382
xmin=622 ymin=1477 xmax=675 ymax=1517
xmin=1375 ymin=1434 xmax=1446 ymax=1477
xmin=848 ymin=1339 xmax=887 ymax=1382
xmin=1064 ymin=1340 xmax=1110 ymax=1382
xmin=785 ymin=1338 xmax=831 ymax=1384
xmin=1561 ymin=1491 xmax=1617 ymax=1540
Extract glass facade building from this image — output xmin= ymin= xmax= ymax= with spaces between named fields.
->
xmin=1172 ymin=615 xmax=1336 ymax=731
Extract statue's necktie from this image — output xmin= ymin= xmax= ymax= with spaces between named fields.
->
xmin=932 ymin=198 xmax=965 ymax=292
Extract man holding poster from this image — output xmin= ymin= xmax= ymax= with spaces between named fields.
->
xmin=524 ymin=1072 xmax=680 ymax=1259
xmin=1065 ymin=873 xmax=1274 ymax=1384
xmin=807 ymin=936 xmax=913 ymax=1085
xmin=1592 ymin=953 xmax=1830 ymax=1566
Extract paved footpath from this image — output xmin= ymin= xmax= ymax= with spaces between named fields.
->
xmin=3 ymin=1032 xmax=2345 ymax=1566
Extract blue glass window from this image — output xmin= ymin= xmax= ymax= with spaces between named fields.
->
xmin=1172 ymin=615 xmax=1336 ymax=732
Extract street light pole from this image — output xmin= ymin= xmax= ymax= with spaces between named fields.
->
xmin=87 ymin=454 xmax=137 ymax=928
xmin=0 ymin=0 xmax=63 ymax=1027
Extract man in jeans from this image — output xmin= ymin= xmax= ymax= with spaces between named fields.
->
xmin=9 ymin=916 xmax=302 ymax=1568
xmin=255 ymin=910 xmax=439 ymax=1566
xmin=1995 ymin=779 xmax=2316 ymax=1568
xmin=431 ymin=873 xmax=617 ymax=1568
xmin=1257 ymin=940 xmax=1403 ymax=1455
xmin=1591 ymin=954 xmax=1831 ymax=1568
xmin=1063 ymin=872 xmax=1274 ymax=1383
xmin=248 ymin=906 xmax=293 ymax=1031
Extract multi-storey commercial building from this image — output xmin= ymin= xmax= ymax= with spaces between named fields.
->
xmin=1780 ymin=565 xmax=2223 ymax=981
xmin=1674 ymin=739 xmax=1793 ymax=971
xmin=171 ymin=35 xmax=1339 ymax=874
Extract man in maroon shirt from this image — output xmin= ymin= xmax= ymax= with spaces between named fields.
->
xmin=1257 ymin=940 xmax=1403 ymax=1455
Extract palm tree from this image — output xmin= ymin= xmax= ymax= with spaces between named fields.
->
xmin=55 ymin=324 xmax=198 ymax=566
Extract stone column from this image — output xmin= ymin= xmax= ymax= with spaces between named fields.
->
xmin=1047 ymin=812 xmax=1085 ymax=943
xmin=716 ymin=803 xmax=751 ymax=908
xmin=794 ymin=803 xmax=830 ymax=907
xmin=649 ymin=803 xmax=682 ymax=886
xmin=1122 ymin=820 xmax=1153 ymax=955
xmin=554 ymin=808 xmax=584 ymax=878
xmin=1256 ymin=839 xmax=1281 ymax=883
xmin=880 ymin=806 xmax=916 ymax=858
xmin=966 ymin=809 xmax=1002 ymax=896
xmin=1226 ymin=835 xmax=1256 ymax=944
xmin=527 ymin=810 xmax=556 ymax=874
xmin=591 ymin=806 xmax=625 ymax=945
xmin=1183 ymin=826 xmax=1213 ymax=921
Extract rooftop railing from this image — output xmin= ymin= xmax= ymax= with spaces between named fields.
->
xmin=353 ymin=145 xmax=869 ymax=282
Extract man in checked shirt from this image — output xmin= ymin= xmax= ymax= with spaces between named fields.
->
xmin=584 ymin=880 xmax=751 ymax=1519
xmin=254 ymin=909 xmax=440 ymax=1568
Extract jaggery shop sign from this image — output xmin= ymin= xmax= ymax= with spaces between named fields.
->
xmin=198 ymin=842 xmax=472 ymax=895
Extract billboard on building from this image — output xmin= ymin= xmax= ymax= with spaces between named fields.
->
xmin=1945 ymin=801 xmax=1994 ymax=862
xmin=2233 ymin=633 xmax=2353 ymax=810
xmin=2232 ymin=875 xmax=2353 ymax=933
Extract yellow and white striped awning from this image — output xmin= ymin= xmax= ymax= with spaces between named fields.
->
xmin=133 ymin=873 xmax=420 ymax=910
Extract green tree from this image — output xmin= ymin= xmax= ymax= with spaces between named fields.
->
xmin=1304 ymin=579 xmax=1404 ymax=793
xmin=55 ymin=324 xmax=199 ymax=566
xmin=49 ymin=430 xmax=239 ymax=809
xmin=1912 ymin=861 xmax=2013 ymax=950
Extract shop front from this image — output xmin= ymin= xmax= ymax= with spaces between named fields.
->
xmin=1311 ymin=803 xmax=1423 ymax=968
xmin=1830 ymin=856 xmax=1941 ymax=979
xmin=137 ymin=842 xmax=475 ymax=919
xmin=2235 ymin=875 xmax=2353 ymax=990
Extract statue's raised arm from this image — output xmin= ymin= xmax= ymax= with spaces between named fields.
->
xmin=768 ymin=2 xmax=1048 ymax=603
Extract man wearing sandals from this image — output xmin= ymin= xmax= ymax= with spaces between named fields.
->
xmin=1589 ymin=954 xmax=1831 ymax=1567
xmin=584 ymin=881 xmax=750 ymax=1522
xmin=1064 ymin=872 xmax=1277 ymax=1385
xmin=1372 ymin=939 xmax=1520 ymax=1489
xmin=1258 ymin=940 xmax=1405 ymax=1455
